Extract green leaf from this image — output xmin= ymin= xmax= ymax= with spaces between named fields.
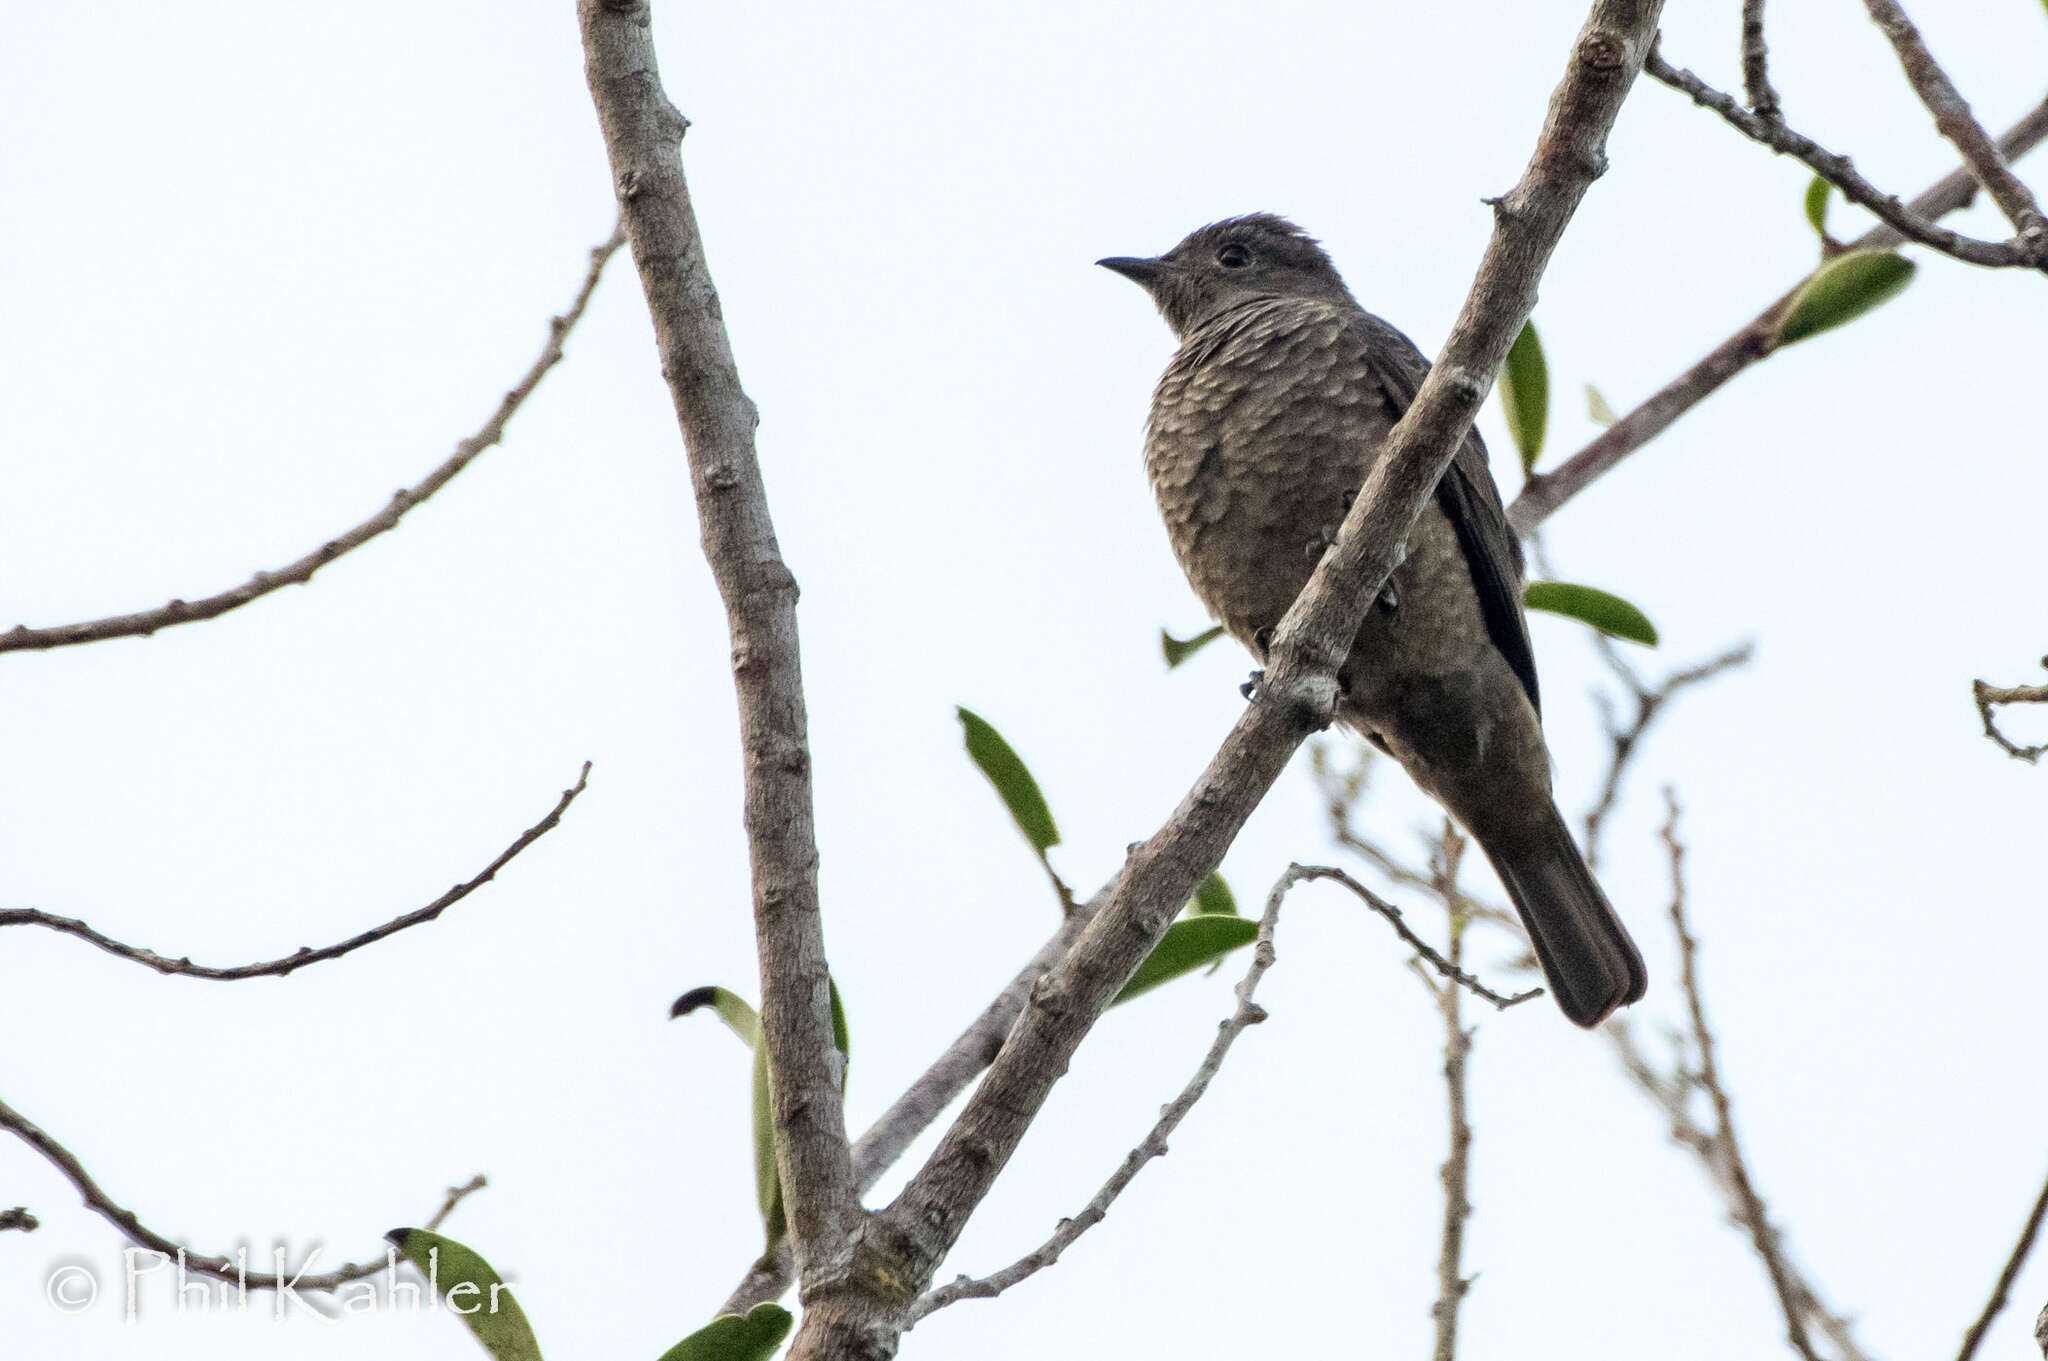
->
xmin=1584 ymin=383 xmax=1618 ymax=428
xmin=751 ymin=1026 xmax=785 ymax=1249
xmin=384 ymin=1230 xmax=543 ymax=1361
xmin=1498 ymin=320 xmax=1549 ymax=473
xmin=669 ymin=986 xmax=760 ymax=1047
xmin=1525 ymin=581 xmax=1658 ymax=647
xmin=1191 ymin=872 xmax=1238 ymax=916
xmin=749 ymin=980 xmax=850 ymax=1255
xmin=655 ymin=1304 xmax=796 ymax=1361
xmin=1161 ymin=624 xmax=1226 ymax=668
xmin=1113 ymin=915 xmax=1259 ymax=1005
xmin=1774 ymin=250 xmax=1916 ymax=347
xmin=1803 ymin=176 xmax=1832 ymax=238
xmin=956 ymin=707 xmax=1060 ymax=853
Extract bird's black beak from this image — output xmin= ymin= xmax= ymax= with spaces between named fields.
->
xmin=1097 ymin=255 xmax=1168 ymax=288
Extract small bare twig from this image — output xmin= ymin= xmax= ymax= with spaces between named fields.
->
xmin=0 ymin=1206 xmax=37 ymax=1232
xmin=1972 ymin=661 xmax=2048 ymax=763
xmin=1582 ymin=637 xmax=1754 ymax=870
xmin=1425 ymin=823 xmax=1476 ymax=1361
xmin=0 ymin=226 xmax=627 ymax=655
xmin=1646 ymin=50 xmax=2042 ymax=270
xmin=1296 ymin=863 xmax=1543 ymax=1011
xmin=1861 ymin=0 xmax=2048 ymax=245
xmin=908 ymin=862 xmax=1301 ymax=1324
xmin=1741 ymin=0 xmax=1781 ymax=119
xmin=1955 ymin=1167 xmax=2048 ymax=1361
xmin=424 ymin=1174 xmax=490 ymax=1234
xmin=1 ymin=764 xmax=591 ymax=978
xmin=0 ymin=1094 xmax=482 ymax=1291
xmin=1661 ymin=790 xmax=1823 ymax=1361
xmin=1508 ymin=90 xmax=2048 ymax=533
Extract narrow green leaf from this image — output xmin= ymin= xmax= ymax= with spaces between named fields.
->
xmin=751 ymin=1033 xmax=783 ymax=1249
xmin=655 ymin=1304 xmax=796 ymax=1361
xmin=1498 ymin=320 xmax=1549 ymax=473
xmin=384 ymin=1230 xmax=543 ymax=1361
xmin=750 ymin=980 xmax=850 ymax=1254
xmin=1774 ymin=250 xmax=1916 ymax=347
xmin=1524 ymin=581 xmax=1659 ymax=647
xmin=1161 ymin=624 xmax=1226 ymax=669
xmin=1113 ymin=916 xmax=1259 ymax=1005
xmin=1803 ymin=176 xmax=1832 ymax=238
xmin=1191 ymin=872 xmax=1238 ymax=916
xmin=1584 ymin=383 xmax=1618 ymax=428
xmin=956 ymin=707 xmax=1060 ymax=853
xmin=669 ymin=986 xmax=760 ymax=1047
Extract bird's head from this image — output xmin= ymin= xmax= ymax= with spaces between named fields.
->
xmin=1098 ymin=214 xmax=1355 ymax=337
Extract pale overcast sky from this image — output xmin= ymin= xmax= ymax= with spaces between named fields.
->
xmin=5 ymin=3 xmax=2046 ymax=1359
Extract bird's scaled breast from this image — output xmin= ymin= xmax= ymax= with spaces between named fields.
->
xmin=1142 ymin=300 xmax=1391 ymax=640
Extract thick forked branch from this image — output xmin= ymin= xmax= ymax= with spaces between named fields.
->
xmin=1509 ymin=90 xmax=2048 ymax=532
xmin=788 ymin=5 xmax=1669 ymax=1357
xmin=576 ymin=0 xmax=856 ymax=1296
xmin=0 ymin=227 xmax=625 ymax=655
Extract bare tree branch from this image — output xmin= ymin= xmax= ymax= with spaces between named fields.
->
xmin=0 ymin=1207 xmax=37 ymax=1232
xmin=718 ymin=883 xmax=1113 ymax=1316
xmin=1741 ymin=0 xmax=1781 ymax=119
xmin=860 ymin=15 xmax=1669 ymax=1358
xmin=0 ymin=763 xmax=590 ymax=978
xmin=1426 ymin=824 xmax=1476 ymax=1361
xmin=1659 ymin=789 xmax=1824 ymax=1361
xmin=423 ymin=1174 xmax=490 ymax=1234
xmin=577 ymin=0 xmax=857 ymax=1312
xmin=0 ymin=1093 xmax=481 ymax=1291
xmin=906 ymin=863 xmax=1299 ymax=1325
xmin=1295 ymin=863 xmax=1543 ymax=1010
xmin=0 ymin=226 xmax=626 ymax=656
xmin=1972 ymin=662 xmax=2048 ymax=764
xmin=1955 ymin=1168 xmax=2048 ymax=1361
xmin=1861 ymin=0 xmax=2048 ymax=244
xmin=1646 ymin=50 xmax=2044 ymax=270
xmin=1581 ymin=638 xmax=1754 ymax=870
xmin=1508 ymin=90 xmax=2048 ymax=533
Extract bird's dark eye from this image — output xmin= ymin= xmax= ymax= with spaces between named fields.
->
xmin=1217 ymin=242 xmax=1253 ymax=269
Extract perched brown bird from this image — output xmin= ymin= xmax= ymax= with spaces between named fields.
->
xmin=1101 ymin=214 xmax=1645 ymax=1027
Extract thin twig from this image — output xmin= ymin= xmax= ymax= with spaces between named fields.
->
xmin=1646 ymin=49 xmax=2042 ymax=269
xmin=907 ymin=862 xmax=1301 ymax=1324
xmin=1295 ymin=864 xmax=1543 ymax=1011
xmin=1741 ymin=0 xmax=1781 ymax=119
xmin=1661 ymin=790 xmax=1823 ymax=1361
xmin=1426 ymin=823 xmax=1475 ymax=1361
xmin=0 ymin=764 xmax=591 ymax=978
xmin=1972 ymin=662 xmax=2048 ymax=763
xmin=1955 ymin=1167 xmax=2048 ymax=1361
xmin=1508 ymin=90 xmax=2048 ymax=533
xmin=1861 ymin=0 xmax=2048 ymax=244
xmin=423 ymin=1174 xmax=490 ymax=1233
xmin=1581 ymin=638 xmax=1754 ymax=870
xmin=0 ymin=1094 xmax=479 ymax=1291
xmin=0 ymin=226 xmax=626 ymax=655
xmin=0 ymin=1207 xmax=37 ymax=1232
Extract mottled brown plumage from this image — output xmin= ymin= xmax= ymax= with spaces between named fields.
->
xmin=1102 ymin=214 xmax=1645 ymax=1026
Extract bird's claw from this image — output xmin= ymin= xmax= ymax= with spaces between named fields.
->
xmin=1240 ymin=669 xmax=1264 ymax=701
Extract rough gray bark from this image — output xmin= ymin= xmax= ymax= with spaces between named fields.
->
xmin=576 ymin=0 xmax=858 ymax=1297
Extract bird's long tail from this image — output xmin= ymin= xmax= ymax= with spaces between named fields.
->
xmin=1478 ymin=803 xmax=1647 ymax=1027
